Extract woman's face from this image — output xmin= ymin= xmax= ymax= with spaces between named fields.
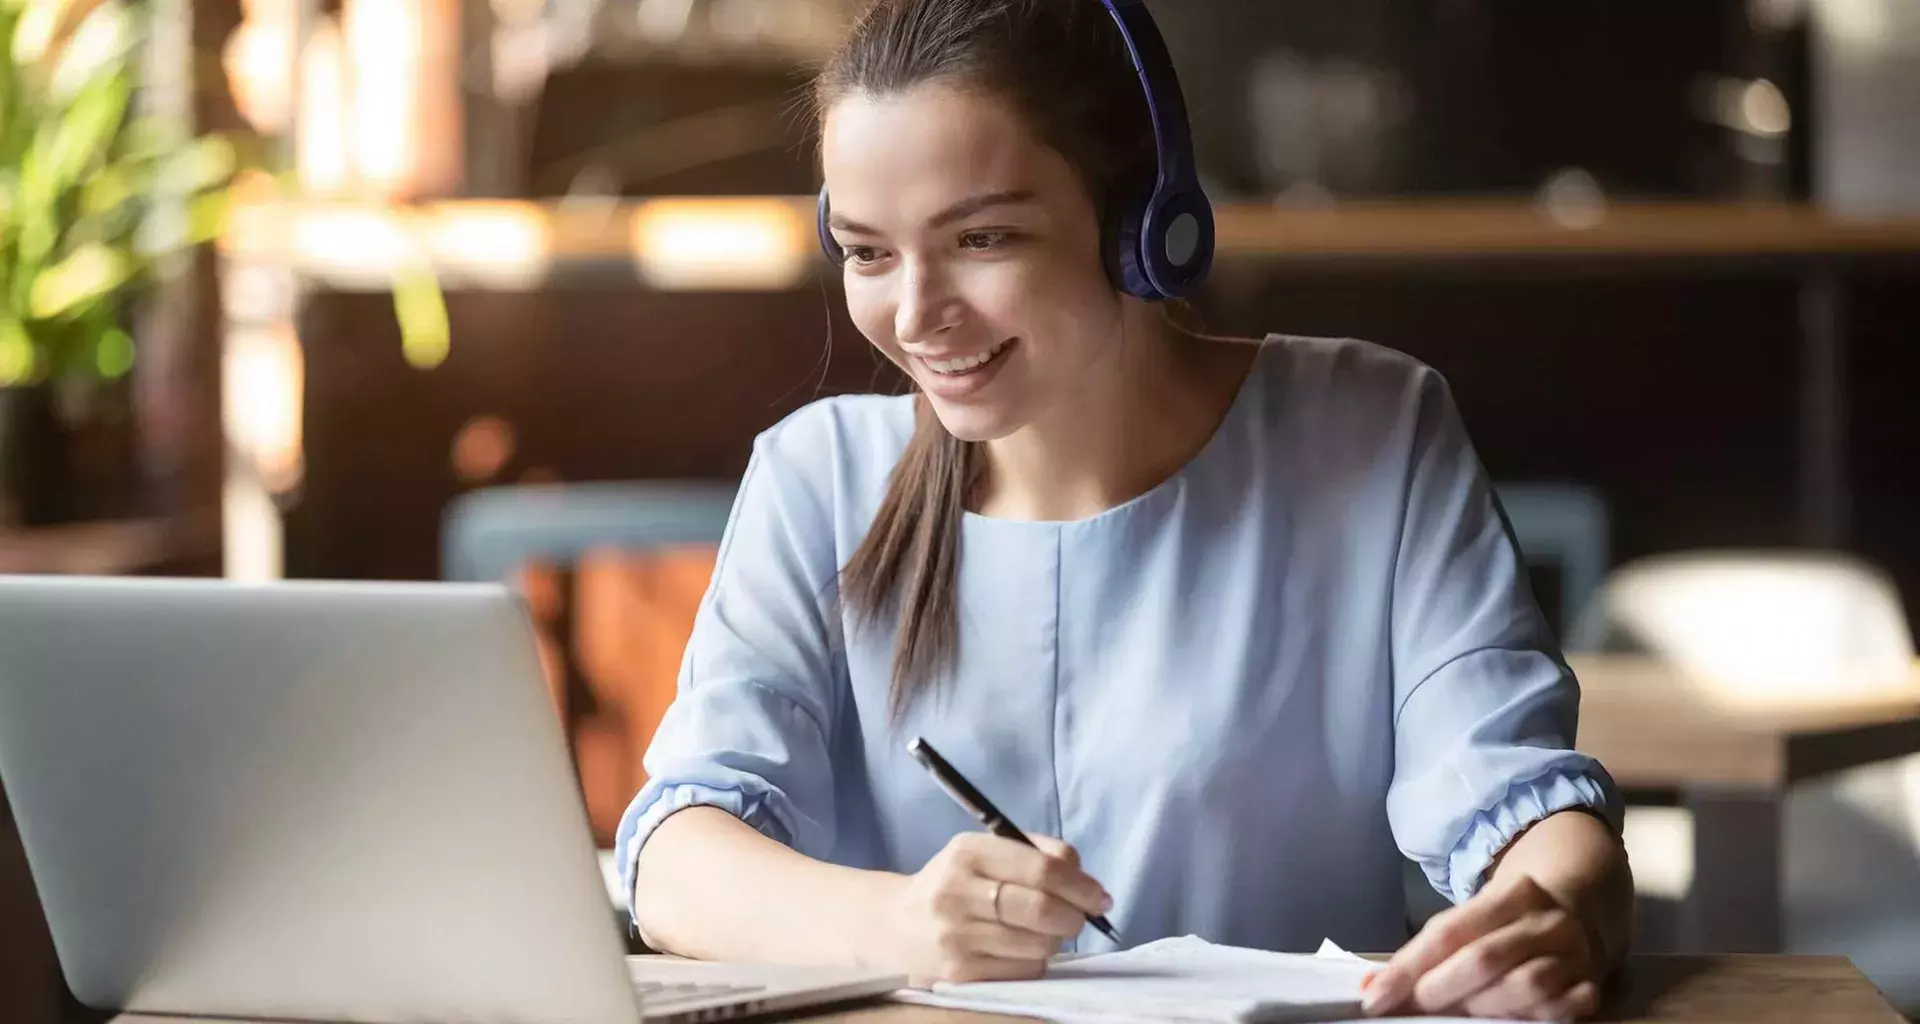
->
xmin=821 ymin=82 xmax=1125 ymax=443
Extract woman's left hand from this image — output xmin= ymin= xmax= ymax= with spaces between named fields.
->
xmin=1361 ymin=870 xmax=1602 ymax=1021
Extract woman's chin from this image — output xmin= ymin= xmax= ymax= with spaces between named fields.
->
xmin=926 ymin=401 xmax=1021 ymax=444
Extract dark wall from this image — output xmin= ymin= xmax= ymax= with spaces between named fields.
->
xmin=285 ymin=286 xmax=903 ymax=582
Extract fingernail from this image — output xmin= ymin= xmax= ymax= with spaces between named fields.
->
xmin=1100 ymin=893 xmax=1114 ymax=913
xmin=1361 ymin=975 xmax=1401 ymax=1016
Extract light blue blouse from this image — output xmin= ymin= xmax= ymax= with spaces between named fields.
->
xmin=616 ymin=334 xmax=1621 ymax=955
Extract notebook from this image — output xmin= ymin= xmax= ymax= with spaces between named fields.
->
xmin=891 ymin=935 xmax=1382 ymax=1024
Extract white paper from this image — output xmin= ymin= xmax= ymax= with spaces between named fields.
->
xmin=890 ymin=935 xmax=1379 ymax=1024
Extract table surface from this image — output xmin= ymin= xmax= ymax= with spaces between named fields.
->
xmin=79 ymin=955 xmax=1906 ymax=1024
xmin=1567 ymin=655 xmax=1920 ymax=789
xmin=803 ymin=956 xmax=1906 ymax=1024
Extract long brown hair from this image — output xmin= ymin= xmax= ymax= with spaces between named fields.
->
xmin=816 ymin=0 xmax=1156 ymax=718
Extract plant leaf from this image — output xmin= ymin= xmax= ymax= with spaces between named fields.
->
xmin=164 ymin=133 xmax=236 ymax=194
xmin=41 ymin=59 xmax=130 ymax=186
xmin=28 ymin=241 xmax=127 ymax=319
xmin=92 ymin=322 xmax=130 ymax=378
xmin=0 ymin=315 xmax=34 ymax=386
xmin=49 ymin=1 xmax=133 ymax=101
xmin=183 ymin=189 xmax=229 ymax=246
xmin=395 ymin=265 xmax=451 ymax=370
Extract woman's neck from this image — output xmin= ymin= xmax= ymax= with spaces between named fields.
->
xmin=973 ymin=314 xmax=1258 ymax=523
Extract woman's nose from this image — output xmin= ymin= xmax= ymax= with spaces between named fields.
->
xmin=893 ymin=263 xmax=960 ymax=345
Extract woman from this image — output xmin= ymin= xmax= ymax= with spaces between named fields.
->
xmin=617 ymin=0 xmax=1634 ymax=1019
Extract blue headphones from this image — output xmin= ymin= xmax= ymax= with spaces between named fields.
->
xmin=815 ymin=0 xmax=1215 ymax=302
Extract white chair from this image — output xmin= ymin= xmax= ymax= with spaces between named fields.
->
xmin=1570 ymin=551 xmax=1914 ymax=698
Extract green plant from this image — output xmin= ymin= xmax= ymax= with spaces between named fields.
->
xmin=0 ymin=0 xmax=235 ymax=391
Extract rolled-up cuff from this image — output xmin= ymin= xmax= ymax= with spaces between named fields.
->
xmin=1437 ymin=767 xmax=1622 ymax=904
xmin=615 ymin=782 xmax=797 ymax=933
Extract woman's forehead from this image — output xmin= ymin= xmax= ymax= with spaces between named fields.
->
xmin=821 ymin=84 xmax=1078 ymax=226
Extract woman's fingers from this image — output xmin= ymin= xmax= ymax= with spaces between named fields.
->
xmin=1364 ymin=874 xmax=1547 ymax=1015
xmin=962 ymin=834 xmax=1111 ymax=918
xmin=1411 ymin=910 xmax=1582 ymax=1011
xmin=958 ymin=918 xmax=1065 ymax=961
xmin=992 ymin=881 xmax=1092 ymax=938
xmin=1459 ymin=955 xmax=1586 ymax=1020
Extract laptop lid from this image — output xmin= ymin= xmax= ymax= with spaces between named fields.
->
xmin=0 ymin=575 xmax=642 ymax=1024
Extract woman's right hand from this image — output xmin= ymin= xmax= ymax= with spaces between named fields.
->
xmin=885 ymin=832 xmax=1114 ymax=985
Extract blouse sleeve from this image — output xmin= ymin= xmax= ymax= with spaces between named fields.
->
xmin=612 ymin=414 xmax=846 ymax=929
xmin=1385 ymin=368 xmax=1624 ymax=905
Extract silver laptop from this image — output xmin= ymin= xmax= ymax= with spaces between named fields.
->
xmin=0 ymin=575 xmax=905 ymax=1024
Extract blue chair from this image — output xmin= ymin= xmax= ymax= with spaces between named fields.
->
xmin=1493 ymin=482 xmax=1612 ymax=648
xmin=442 ymin=480 xmax=739 ymax=584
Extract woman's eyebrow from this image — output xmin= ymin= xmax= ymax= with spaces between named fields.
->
xmin=828 ymin=189 xmax=1039 ymax=236
xmin=926 ymin=190 xmax=1038 ymax=228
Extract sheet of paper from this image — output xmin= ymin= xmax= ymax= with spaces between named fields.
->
xmin=890 ymin=935 xmax=1378 ymax=1024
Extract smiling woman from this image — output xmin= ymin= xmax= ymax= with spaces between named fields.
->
xmin=619 ymin=1 xmax=1634 ymax=1018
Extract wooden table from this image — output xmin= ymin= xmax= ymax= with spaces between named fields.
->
xmin=72 ymin=956 xmax=1909 ymax=1024
xmin=1570 ymin=654 xmax=1920 ymax=954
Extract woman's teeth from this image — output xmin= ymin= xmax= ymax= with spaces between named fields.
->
xmin=926 ymin=341 xmax=1010 ymax=376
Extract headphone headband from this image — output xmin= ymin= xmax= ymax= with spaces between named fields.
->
xmin=1098 ymin=0 xmax=1192 ymax=188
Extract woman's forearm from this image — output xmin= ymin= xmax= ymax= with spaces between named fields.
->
xmin=1490 ymin=809 xmax=1635 ymax=972
xmin=631 ymin=806 xmax=908 ymax=967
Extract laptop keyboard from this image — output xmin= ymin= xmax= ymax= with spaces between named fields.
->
xmin=634 ymin=980 xmax=768 ymax=1011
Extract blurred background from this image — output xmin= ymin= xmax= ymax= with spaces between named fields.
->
xmin=2 ymin=0 xmax=1920 ymax=1019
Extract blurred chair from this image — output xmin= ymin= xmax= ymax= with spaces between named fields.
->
xmin=1572 ymin=550 xmax=1920 ymax=1012
xmin=1567 ymin=551 xmax=1915 ymax=689
xmin=441 ymin=480 xmax=738 ymax=853
xmin=442 ymin=481 xmax=737 ymax=585
xmin=1493 ymin=481 xmax=1612 ymax=644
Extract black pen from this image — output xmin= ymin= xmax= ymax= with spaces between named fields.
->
xmin=907 ymin=736 xmax=1123 ymax=945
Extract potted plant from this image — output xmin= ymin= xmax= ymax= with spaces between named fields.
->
xmin=0 ymin=0 xmax=235 ymax=526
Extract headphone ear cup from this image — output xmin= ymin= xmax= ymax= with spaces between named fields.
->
xmin=1102 ymin=165 xmax=1162 ymax=301
xmin=816 ymin=186 xmax=845 ymax=264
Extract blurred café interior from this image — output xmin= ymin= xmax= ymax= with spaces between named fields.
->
xmin=1 ymin=0 xmax=1920 ymax=1018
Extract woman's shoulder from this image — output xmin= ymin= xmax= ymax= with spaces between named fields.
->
xmin=1257 ymin=333 xmax=1445 ymax=398
xmin=747 ymin=391 xmax=916 ymax=508
xmin=1249 ymin=333 xmax=1455 ymax=433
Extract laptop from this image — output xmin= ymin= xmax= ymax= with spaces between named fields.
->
xmin=0 ymin=575 xmax=906 ymax=1024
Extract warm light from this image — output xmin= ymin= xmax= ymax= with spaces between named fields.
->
xmin=1739 ymin=79 xmax=1792 ymax=137
xmin=422 ymin=203 xmax=553 ymax=288
xmin=222 ymin=323 xmax=306 ymax=497
xmin=297 ymin=17 xmax=349 ymax=194
xmin=222 ymin=0 xmax=297 ymax=134
xmin=451 ymin=416 xmax=518 ymax=483
xmin=344 ymin=0 xmax=462 ymax=199
xmin=1536 ymin=168 xmax=1607 ymax=230
xmin=290 ymin=205 xmax=417 ymax=286
xmin=630 ymin=198 xmax=813 ymax=291
xmin=344 ymin=0 xmax=422 ymax=195
xmin=1621 ymin=807 xmax=1694 ymax=899
xmin=1600 ymin=553 xmax=1917 ymax=707
xmin=223 ymin=474 xmax=284 ymax=583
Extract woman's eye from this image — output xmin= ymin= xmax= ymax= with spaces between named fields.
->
xmin=960 ymin=230 xmax=1011 ymax=252
xmin=843 ymin=245 xmax=885 ymax=265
